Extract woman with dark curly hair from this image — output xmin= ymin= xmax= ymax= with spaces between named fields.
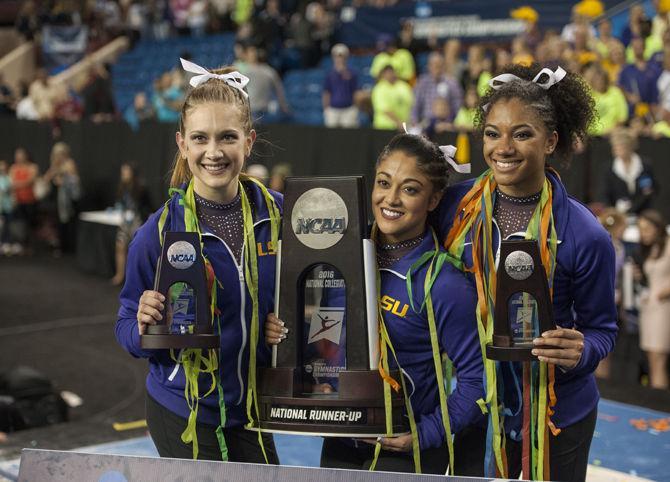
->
xmin=433 ymin=64 xmax=617 ymax=481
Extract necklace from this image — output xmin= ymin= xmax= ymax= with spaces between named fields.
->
xmin=377 ymin=234 xmax=424 ymax=251
xmin=376 ymin=234 xmax=424 ymax=268
xmin=194 ymin=190 xmax=241 ymax=210
xmin=495 ymin=188 xmax=542 ymax=205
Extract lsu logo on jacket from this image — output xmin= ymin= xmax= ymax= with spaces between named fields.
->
xmin=257 ymin=241 xmax=277 ymax=257
xmin=379 ymin=295 xmax=409 ymax=318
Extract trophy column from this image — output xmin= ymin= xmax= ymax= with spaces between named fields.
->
xmin=255 ymin=176 xmax=407 ymax=437
xmin=141 ymin=231 xmax=219 ymax=350
xmin=486 ymin=239 xmax=556 ymax=361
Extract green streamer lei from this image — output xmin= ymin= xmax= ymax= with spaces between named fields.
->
xmin=156 ymin=181 xmax=219 ymax=460
xmin=155 ymin=176 xmax=280 ymax=461
xmin=369 ymin=227 xmax=457 ymax=474
xmin=368 ymin=224 xmax=419 ymax=472
xmin=240 ymin=176 xmax=281 ymax=461
xmin=444 ymin=170 xmax=558 ymax=478
xmin=524 ymin=179 xmax=557 ymax=480
xmin=405 ymin=229 xmax=456 ymax=474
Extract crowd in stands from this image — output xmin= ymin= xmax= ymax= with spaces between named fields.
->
xmin=0 ymin=144 xmax=82 ymax=257
xmin=1 ymin=62 xmax=116 ymax=133
xmin=357 ymin=0 xmax=670 ymax=142
xmin=7 ymin=0 xmax=670 ymax=142
xmin=0 ymin=143 xmax=153 ymax=274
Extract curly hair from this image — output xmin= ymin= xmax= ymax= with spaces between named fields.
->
xmin=475 ymin=63 xmax=595 ymax=165
xmin=376 ymin=133 xmax=450 ymax=192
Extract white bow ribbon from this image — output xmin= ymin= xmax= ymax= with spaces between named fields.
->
xmin=439 ymin=144 xmax=470 ymax=174
xmin=402 ymin=122 xmax=422 ymax=136
xmin=180 ymin=58 xmax=249 ymax=98
xmin=401 ymin=123 xmax=471 ymax=174
xmin=488 ymin=66 xmax=567 ymax=91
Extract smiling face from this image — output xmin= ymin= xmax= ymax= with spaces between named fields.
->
xmin=483 ymin=97 xmax=557 ymax=197
xmin=372 ymin=151 xmax=442 ymax=244
xmin=176 ymin=102 xmax=255 ymax=203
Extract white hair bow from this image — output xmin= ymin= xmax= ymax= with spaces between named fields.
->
xmin=401 ymin=123 xmax=471 ymax=174
xmin=439 ymin=144 xmax=470 ymax=174
xmin=489 ymin=66 xmax=567 ymax=91
xmin=180 ymin=58 xmax=249 ymax=98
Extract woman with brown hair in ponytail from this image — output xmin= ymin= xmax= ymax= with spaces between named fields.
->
xmin=115 ymin=59 xmax=282 ymax=463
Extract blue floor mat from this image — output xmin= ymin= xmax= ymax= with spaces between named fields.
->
xmin=2 ymin=398 xmax=667 ymax=481
xmin=590 ymin=399 xmax=670 ymax=481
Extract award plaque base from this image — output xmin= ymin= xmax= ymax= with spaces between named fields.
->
xmin=486 ymin=342 xmax=536 ymax=362
xmin=258 ymin=177 xmax=408 ymax=437
xmin=141 ymin=326 xmax=220 ymax=349
xmin=254 ymin=367 xmax=408 ymax=437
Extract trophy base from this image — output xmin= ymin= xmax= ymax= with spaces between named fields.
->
xmin=486 ymin=343 xmax=537 ymax=362
xmin=140 ymin=333 xmax=220 ymax=349
xmin=254 ymin=367 xmax=408 ymax=437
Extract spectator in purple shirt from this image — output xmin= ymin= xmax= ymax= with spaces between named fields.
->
xmin=619 ymin=36 xmax=662 ymax=118
xmin=323 ymin=43 xmax=360 ymax=128
xmin=411 ymin=51 xmax=463 ymax=128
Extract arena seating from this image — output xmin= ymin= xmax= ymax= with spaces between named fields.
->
xmin=111 ymin=33 xmax=236 ymax=114
xmin=111 ymin=35 xmax=420 ymax=127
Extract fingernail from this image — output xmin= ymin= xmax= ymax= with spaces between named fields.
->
xmin=278 ymin=320 xmax=285 ymax=327
xmin=280 ymin=333 xmax=287 ymax=340
xmin=531 ymin=349 xmax=538 ymax=355
xmin=376 ymin=436 xmax=382 ymax=443
xmin=158 ymin=294 xmax=165 ymax=301
xmin=282 ymin=327 xmax=289 ymax=334
xmin=533 ymin=338 xmax=540 ymax=344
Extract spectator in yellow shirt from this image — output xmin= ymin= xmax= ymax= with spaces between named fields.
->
xmin=651 ymin=111 xmax=670 ymax=137
xmin=371 ymin=65 xmax=413 ymax=130
xmin=453 ymin=86 xmax=479 ymax=132
xmin=587 ymin=66 xmax=628 ymax=135
xmin=602 ymin=40 xmax=626 ymax=85
xmin=594 ymin=19 xmax=617 ymax=59
xmin=370 ymin=34 xmax=416 ymax=84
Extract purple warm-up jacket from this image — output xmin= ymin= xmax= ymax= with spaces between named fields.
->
xmin=115 ymin=181 xmax=282 ymax=427
xmin=380 ymin=230 xmax=484 ymax=450
xmin=433 ymin=170 xmax=617 ymax=432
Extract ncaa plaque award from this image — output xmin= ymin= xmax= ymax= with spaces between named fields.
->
xmin=486 ymin=239 xmax=556 ymax=361
xmin=255 ymin=177 xmax=407 ymax=437
xmin=140 ymin=231 xmax=219 ymax=349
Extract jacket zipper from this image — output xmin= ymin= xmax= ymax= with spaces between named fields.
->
xmin=202 ymin=216 xmax=270 ymax=406
xmin=202 ymin=231 xmax=247 ymax=406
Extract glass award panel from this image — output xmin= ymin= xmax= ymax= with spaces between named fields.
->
xmin=300 ymin=264 xmax=347 ymax=396
xmin=168 ymin=282 xmax=197 ymax=334
xmin=508 ymin=291 xmax=539 ymax=346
